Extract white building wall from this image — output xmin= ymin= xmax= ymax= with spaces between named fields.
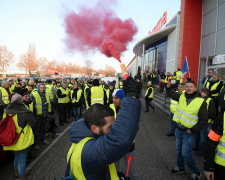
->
xmin=166 ymin=14 xmax=180 ymax=74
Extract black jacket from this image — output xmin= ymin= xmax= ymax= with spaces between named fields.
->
xmin=204 ymin=114 xmax=224 ymax=172
xmin=145 ymin=86 xmax=153 ymax=100
xmin=205 ymin=96 xmax=217 ymax=120
xmin=207 ymin=80 xmax=224 ymax=98
xmin=166 ymin=87 xmax=208 ymax=133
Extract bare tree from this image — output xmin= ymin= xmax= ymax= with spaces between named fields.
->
xmin=0 ymin=46 xmax=14 ymax=77
xmin=17 ymin=44 xmax=39 ymax=76
xmin=105 ymin=65 xmax=116 ymax=77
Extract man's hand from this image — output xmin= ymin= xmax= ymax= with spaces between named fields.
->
xmin=204 ymin=171 xmax=214 ymax=180
xmin=186 ymin=129 xmax=192 ymax=134
xmin=123 ymin=77 xmax=142 ymax=98
xmin=66 ymin=93 xmax=70 ymax=96
xmin=167 ymin=80 xmax=172 ymax=88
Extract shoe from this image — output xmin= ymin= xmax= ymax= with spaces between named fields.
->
xmin=33 ymin=145 xmax=41 ymax=151
xmin=191 ymin=173 xmax=201 ymax=180
xmin=43 ymin=139 xmax=50 ymax=145
xmin=52 ymin=133 xmax=56 ymax=138
xmin=145 ymin=110 xmax=149 ymax=112
xmin=167 ymin=133 xmax=175 ymax=137
xmin=192 ymin=147 xmax=198 ymax=151
xmin=171 ymin=166 xmax=185 ymax=174
xmin=14 ymin=170 xmax=19 ymax=178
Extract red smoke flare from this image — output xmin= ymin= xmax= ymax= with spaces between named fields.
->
xmin=64 ymin=0 xmax=138 ymax=62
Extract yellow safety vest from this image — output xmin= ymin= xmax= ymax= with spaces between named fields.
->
xmin=110 ymin=104 xmax=117 ymax=119
xmin=84 ymin=86 xmax=89 ymax=109
xmin=205 ymin=97 xmax=212 ymax=123
xmin=24 ymin=102 xmax=33 ymax=112
xmin=0 ymin=87 xmax=10 ymax=105
xmin=170 ymin=91 xmax=185 ymax=114
xmin=3 ymin=113 xmax=34 ymax=151
xmin=71 ymin=89 xmax=82 ymax=103
xmin=32 ymin=91 xmax=51 ymax=115
xmin=115 ymin=84 xmax=118 ymax=90
xmin=67 ymin=137 xmax=119 ymax=180
xmin=145 ymin=87 xmax=154 ymax=98
xmin=46 ymin=84 xmax=54 ymax=100
xmin=173 ymin=92 xmax=204 ymax=128
xmin=10 ymin=84 xmax=15 ymax=92
xmin=203 ymin=77 xmax=211 ymax=87
xmin=170 ymin=91 xmax=179 ymax=114
xmin=206 ymin=80 xmax=222 ymax=97
xmin=119 ymin=81 xmax=123 ymax=89
xmin=214 ymin=112 xmax=225 ymax=167
xmin=105 ymin=89 xmax=110 ymax=103
xmin=90 ymin=86 xmax=104 ymax=105
xmin=58 ymin=87 xmax=70 ymax=103
xmin=176 ymin=71 xmax=182 ymax=80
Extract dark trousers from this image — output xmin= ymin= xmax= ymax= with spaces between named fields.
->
xmin=145 ymin=98 xmax=154 ymax=111
xmin=58 ymin=103 xmax=67 ymax=124
xmin=66 ymin=102 xmax=71 ymax=119
xmin=34 ymin=116 xmax=48 ymax=144
xmin=160 ymin=82 xmax=165 ymax=92
xmin=214 ymin=163 xmax=225 ymax=180
xmin=0 ymin=105 xmax=6 ymax=120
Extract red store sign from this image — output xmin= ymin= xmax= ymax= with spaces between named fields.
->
xmin=148 ymin=11 xmax=168 ymax=35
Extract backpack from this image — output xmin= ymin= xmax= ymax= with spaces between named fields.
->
xmin=0 ymin=114 xmax=24 ymax=146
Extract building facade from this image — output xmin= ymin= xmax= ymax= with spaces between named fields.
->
xmin=127 ymin=0 xmax=225 ymax=86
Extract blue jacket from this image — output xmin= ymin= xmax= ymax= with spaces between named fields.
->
xmin=69 ymin=96 xmax=141 ymax=180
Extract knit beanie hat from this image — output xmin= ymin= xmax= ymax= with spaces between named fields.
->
xmin=112 ymin=89 xmax=125 ymax=100
xmin=11 ymin=94 xmax=23 ymax=104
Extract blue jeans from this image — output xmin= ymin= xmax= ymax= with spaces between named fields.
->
xmin=169 ymin=113 xmax=176 ymax=134
xmin=14 ymin=151 xmax=28 ymax=177
xmin=73 ymin=107 xmax=81 ymax=120
xmin=175 ymin=128 xmax=200 ymax=174
xmin=194 ymin=124 xmax=209 ymax=154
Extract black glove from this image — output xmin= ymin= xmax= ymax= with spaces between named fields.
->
xmin=123 ymin=77 xmax=142 ymax=99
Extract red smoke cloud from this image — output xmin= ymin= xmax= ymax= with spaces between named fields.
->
xmin=64 ymin=0 xmax=138 ymax=62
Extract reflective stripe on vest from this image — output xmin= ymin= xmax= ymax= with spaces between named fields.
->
xmin=173 ymin=93 xmax=204 ymax=128
xmin=58 ymin=87 xmax=70 ymax=103
xmin=206 ymin=97 xmax=212 ymax=123
xmin=110 ymin=104 xmax=117 ymax=119
xmin=0 ymin=87 xmax=10 ymax=105
xmin=3 ymin=113 xmax=34 ymax=151
xmin=214 ymin=112 xmax=225 ymax=167
xmin=206 ymin=80 xmax=221 ymax=97
xmin=71 ymin=89 xmax=82 ymax=103
xmin=68 ymin=137 xmax=119 ymax=180
xmin=91 ymin=86 xmax=104 ymax=105
xmin=145 ymin=87 xmax=154 ymax=98
xmin=33 ymin=91 xmax=51 ymax=115
xmin=120 ymin=81 xmax=123 ymax=88
xmin=46 ymin=84 xmax=54 ymax=100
